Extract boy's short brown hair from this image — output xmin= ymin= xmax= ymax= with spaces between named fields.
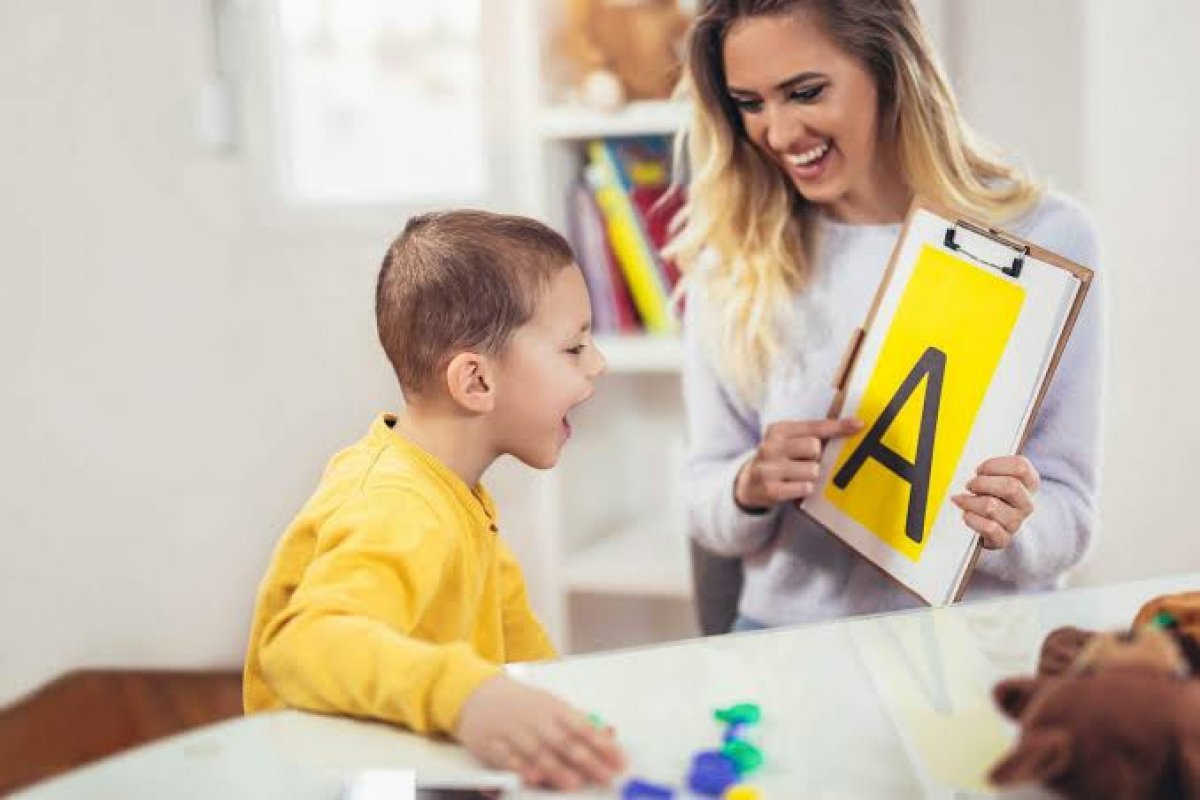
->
xmin=376 ymin=210 xmax=575 ymax=396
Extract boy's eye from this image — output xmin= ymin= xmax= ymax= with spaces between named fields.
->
xmin=565 ymin=344 xmax=586 ymax=356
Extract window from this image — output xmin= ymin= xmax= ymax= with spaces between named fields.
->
xmin=264 ymin=0 xmax=487 ymax=207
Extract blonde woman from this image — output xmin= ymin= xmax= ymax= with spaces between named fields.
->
xmin=673 ymin=0 xmax=1105 ymax=632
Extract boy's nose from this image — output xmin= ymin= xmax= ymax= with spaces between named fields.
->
xmin=590 ymin=345 xmax=608 ymax=378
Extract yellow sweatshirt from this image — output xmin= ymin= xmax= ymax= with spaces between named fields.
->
xmin=243 ymin=414 xmax=556 ymax=734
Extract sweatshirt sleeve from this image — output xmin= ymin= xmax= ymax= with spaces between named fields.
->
xmin=976 ymin=198 xmax=1106 ymax=585
xmin=496 ymin=537 xmax=558 ymax=663
xmin=681 ymin=290 xmax=782 ymax=557
xmin=255 ymin=489 xmax=499 ymax=735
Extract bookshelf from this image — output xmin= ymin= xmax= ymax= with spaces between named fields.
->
xmin=496 ymin=0 xmax=952 ymax=651
xmin=537 ymin=100 xmax=689 ymax=141
xmin=507 ymin=0 xmax=695 ymax=653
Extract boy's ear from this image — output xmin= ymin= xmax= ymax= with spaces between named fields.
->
xmin=444 ymin=351 xmax=495 ymax=413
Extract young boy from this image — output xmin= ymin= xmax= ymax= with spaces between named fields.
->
xmin=242 ymin=210 xmax=622 ymax=790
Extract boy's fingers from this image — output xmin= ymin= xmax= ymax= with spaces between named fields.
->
xmin=505 ymin=729 xmax=548 ymax=783
xmin=541 ymin=717 xmax=599 ymax=774
xmin=551 ymin=731 xmax=614 ymax=785
xmin=562 ymin=712 xmax=625 ymax=772
xmin=584 ymin=729 xmax=626 ymax=773
xmin=485 ymin=739 xmax=517 ymax=771
xmin=513 ymin=724 xmax=573 ymax=789
xmin=534 ymin=749 xmax=580 ymax=791
xmin=491 ymin=740 xmax=540 ymax=786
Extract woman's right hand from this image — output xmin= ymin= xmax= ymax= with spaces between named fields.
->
xmin=734 ymin=417 xmax=865 ymax=512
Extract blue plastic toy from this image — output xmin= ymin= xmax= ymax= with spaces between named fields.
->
xmin=722 ymin=721 xmax=749 ymax=742
xmin=620 ymin=777 xmax=675 ymax=799
xmin=687 ymin=750 xmax=741 ymax=796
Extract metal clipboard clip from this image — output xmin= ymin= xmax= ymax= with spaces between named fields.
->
xmin=942 ymin=219 xmax=1030 ymax=279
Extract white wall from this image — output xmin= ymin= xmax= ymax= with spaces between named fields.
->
xmin=0 ymin=0 xmax=372 ymax=705
xmin=1079 ymin=0 xmax=1200 ymax=584
xmin=948 ymin=0 xmax=1087 ymax=197
xmin=932 ymin=0 xmax=1200 ymax=585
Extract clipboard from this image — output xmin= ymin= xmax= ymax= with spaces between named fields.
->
xmin=801 ymin=197 xmax=1093 ymax=606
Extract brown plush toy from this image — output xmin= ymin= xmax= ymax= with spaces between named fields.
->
xmin=1135 ymin=591 xmax=1200 ymax=667
xmin=554 ymin=0 xmax=692 ymax=111
xmin=1038 ymin=591 xmax=1200 ymax=678
xmin=1039 ymin=624 xmax=1191 ymax=678
xmin=990 ymin=665 xmax=1200 ymax=800
xmin=991 ymin=592 xmax=1200 ymax=799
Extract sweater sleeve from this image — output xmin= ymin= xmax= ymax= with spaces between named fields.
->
xmin=975 ymin=199 xmax=1106 ymax=585
xmin=681 ymin=291 xmax=782 ymax=557
xmin=255 ymin=489 xmax=499 ymax=735
xmin=496 ymin=537 xmax=557 ymax=663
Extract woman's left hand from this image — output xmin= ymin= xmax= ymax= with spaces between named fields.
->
xmin=951 ymin=456 xmax=1040 ymax=550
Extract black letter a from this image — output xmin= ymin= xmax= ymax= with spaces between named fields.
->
xmin=833 ymin=347 xmax=946 ymax=544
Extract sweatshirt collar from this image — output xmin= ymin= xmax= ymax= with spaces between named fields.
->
xmin=373 ymin=414 xmax=498 ymax=533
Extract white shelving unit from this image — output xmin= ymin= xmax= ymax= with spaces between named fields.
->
xmin=594 ymin=334 xmax=683 ymax=373
xmin=504 ymin=0 xmax=696 ymax=653
xmin=564 ymin=520 xmax=692 ymax=598
xmin=536 ymin=100 xmax=689 ymax=141
xmin=493 ymin=0 xmax=952 ymax=652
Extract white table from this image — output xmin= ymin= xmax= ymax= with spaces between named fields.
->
xmin=16 ymin=573 xmax=1199 ymax=799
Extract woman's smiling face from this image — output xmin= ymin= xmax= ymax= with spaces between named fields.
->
xmin=723 ymin=10 xmax=893 ymax=220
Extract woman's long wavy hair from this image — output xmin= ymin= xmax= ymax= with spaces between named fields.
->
xmin=668 ymin=0 xmax=1043 ymax=405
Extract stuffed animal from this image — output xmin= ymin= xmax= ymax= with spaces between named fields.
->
xmin=1135 ymin=590 xmax=1200 ymax=667
xmin=1039 ymin=624 xmax=1191 ymax=678
xmin=1038 ymin=591 xmax=1200 ymax=678
xmin=989 ymin=590 xmax=1200 ymax=799
xmin=1036 ymin=626 xmax=1096 ymax=677
xmin=990 ymin=664 xmax=1200 ymax=800
xmin=554 ymin=0 xmax=692 ymax=111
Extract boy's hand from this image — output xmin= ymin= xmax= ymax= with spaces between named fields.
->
xmin=454 ymin=675 xmax=626 ymax=790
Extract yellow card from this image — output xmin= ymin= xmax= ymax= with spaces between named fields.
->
xmin=825 ymin=244 xmax=1024 ymax=562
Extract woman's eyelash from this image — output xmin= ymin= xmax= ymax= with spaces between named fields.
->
xmin=790 ymin=84 xmax=825 ymax=102
xmin=732 ymin=85 xmax=825 ymax=113
xmin=566 ymin=344 xmax=586 ymax=355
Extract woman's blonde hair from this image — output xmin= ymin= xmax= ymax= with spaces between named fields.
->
xmin=668 ymin=0 xmax=1043 ymax=405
